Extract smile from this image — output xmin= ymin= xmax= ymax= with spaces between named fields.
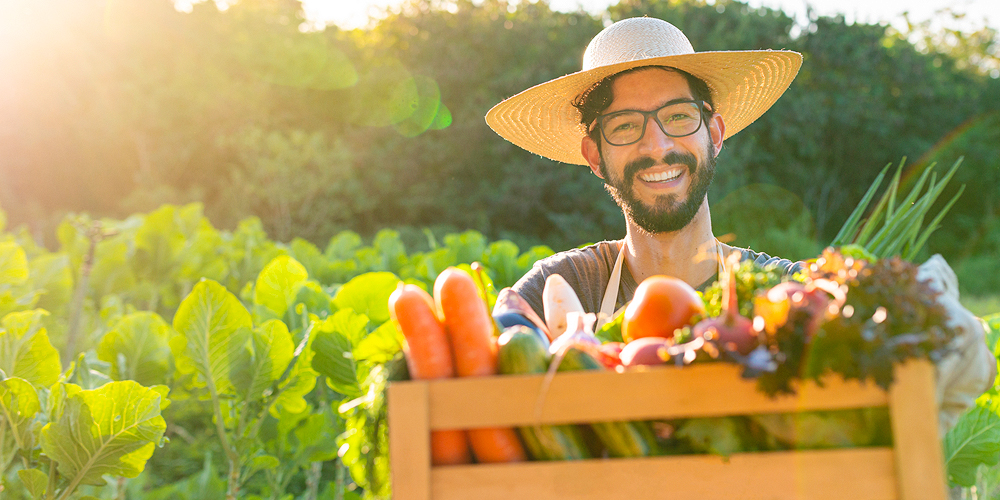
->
xmin=639 ymin=168 xmax=685 ymax=183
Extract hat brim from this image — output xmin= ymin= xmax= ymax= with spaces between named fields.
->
xmin=485 ymin=50 xmax=802 ymax=166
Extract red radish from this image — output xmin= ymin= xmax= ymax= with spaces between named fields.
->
xmin=619 ymin=337 xmax=672 ymax=367
xmin=595 ymin=342 xmax=625 ymax=369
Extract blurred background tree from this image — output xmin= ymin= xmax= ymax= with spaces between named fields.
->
xmin=1 ymin=0 xmax=998 ymax=292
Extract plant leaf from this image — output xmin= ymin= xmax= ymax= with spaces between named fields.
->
xmin=40 ymin=380 xmax=168 ymax=487
xmin=27 ymin=253 xmax=73 ymax=314
xmin=0 ymin=377 xmax=41 ymax=457
xmin=254 ymin=255 xmax=309 ymax=322
xmin=353 ymin=321 xmax=403 ymax=365
xmin=311 ymin=310 xmax=368 ymax=398
xmin=0 ymin=310 xmax=61 ymax=387
xmin=331 ymin=272 xmax=399 ymax=325
xmin=97 ymin=312 xmax=173 ymax=386
xmin=230 ymin=319 xmax=294 ymax=402
xmin=944 ymin=406 xmax=1000 ymax=486
xmin=171 ymin=280 xmax=252 ymax=394
xmin=0 ymin=241 xmax=29 ymax=286
xmin=16 ymin=468 xmax=48 ymax=500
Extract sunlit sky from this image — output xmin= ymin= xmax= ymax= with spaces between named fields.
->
xmin=302 ymin=0 xmax=996 ymax=33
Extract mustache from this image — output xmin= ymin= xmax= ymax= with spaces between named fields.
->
xmin=622 ymin=151 xmax=698 ymax=180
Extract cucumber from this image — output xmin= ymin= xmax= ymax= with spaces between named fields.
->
xmin=497 ymin=326 xmax=591 ymax=460
xmin=556 ymin=344 xmax=660 ymax=458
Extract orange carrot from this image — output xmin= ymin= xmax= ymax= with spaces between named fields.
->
xmin=389 ymin=283 xmax=456 ymax=380
xmin=431 ymin=429 xmax=472 ymax=465
xmin=434 ymin=267 xmax=526 ymax=463
xmin=434 ymin=267 xmax=497 ymax=377
xmin=468 ymin=428 xmax=528 ymax=463
xmin=388 ymin=283 xmax=472 ymax=466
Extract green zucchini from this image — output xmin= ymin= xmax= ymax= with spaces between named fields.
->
xmin=497 ymin=326 xmax=591 ymax=460
xmin=556 ymin=344 xmax=660 ymax=458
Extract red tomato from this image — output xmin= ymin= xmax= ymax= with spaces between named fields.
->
xmin=622 ymin=275 xmax=705 ymax=343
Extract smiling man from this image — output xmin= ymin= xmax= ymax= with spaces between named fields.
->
xmin=486 ymin=17 xmax=804 ymax=319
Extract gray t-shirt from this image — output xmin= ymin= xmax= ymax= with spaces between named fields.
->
xmin=511 ymin=240 xmax=801 ymax=320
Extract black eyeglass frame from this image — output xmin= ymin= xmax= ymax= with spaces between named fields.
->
xmin=592 ymin=99 xmax=714 ymax=147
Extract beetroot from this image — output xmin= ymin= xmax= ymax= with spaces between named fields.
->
xmin=694 ymin=255 xmax=758 ymax=356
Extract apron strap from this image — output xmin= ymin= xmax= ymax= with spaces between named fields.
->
xmin=597 ymin=242 xmax=627 ymax=327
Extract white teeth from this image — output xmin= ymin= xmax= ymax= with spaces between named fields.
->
xmin=640 ymin=169 xmax=683 ymax=182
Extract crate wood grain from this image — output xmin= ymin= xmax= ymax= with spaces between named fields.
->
xmin=388 ymin=361 xmax=946 ymax=500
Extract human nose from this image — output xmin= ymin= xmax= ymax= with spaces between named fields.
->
xmin=635 ymin=114 xmax=675 ymax=156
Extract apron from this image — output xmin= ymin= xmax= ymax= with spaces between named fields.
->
xmin=597 ymin=239 xmax=727 ymax=327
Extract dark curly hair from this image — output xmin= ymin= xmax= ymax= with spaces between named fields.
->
xmin=572 ymin=66 xmax=714 ymax=148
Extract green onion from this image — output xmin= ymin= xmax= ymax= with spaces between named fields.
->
xmin=830 ymin=158 xmax=964 ymax=260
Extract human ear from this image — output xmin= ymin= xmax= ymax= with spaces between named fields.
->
xmin=708 ymin=113 xmax=725 ymax=157
xmin=582 ymin=135 xmax=604 ymax=179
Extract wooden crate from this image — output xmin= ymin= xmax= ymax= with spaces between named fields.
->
xmin=388 ymin=360 xmax=946 ymax=500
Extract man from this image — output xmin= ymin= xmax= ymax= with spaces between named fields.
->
xmin=486 ymin=16 xmax=995 ymax=441
xmin=486 ymin=17 xmax=804 ymax=319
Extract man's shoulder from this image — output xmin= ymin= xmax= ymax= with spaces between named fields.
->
xmin=532 ymin=240 xmax=621 ymax=268
xmin=510 ymin=240 xmax=622 ymax=317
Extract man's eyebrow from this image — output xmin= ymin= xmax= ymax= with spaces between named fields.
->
xmin=607 ymin=96 xmax=697 ymax=113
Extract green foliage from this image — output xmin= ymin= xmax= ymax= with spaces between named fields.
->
xmin=0 ymin=310 xmax=62 ymax=387
xmin=0 ymin=377 xmax=42 ymax=468
xmin=97 ymin=312 xmax=173 ymax=386
xmin=171 ymin=280 xmax=253 ymax=394
xmin=945 ymin=406 xmax=1000 ymax=486
xmin=40 ymin=381 xmax=168 ymax=487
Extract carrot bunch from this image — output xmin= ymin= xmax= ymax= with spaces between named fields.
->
xmin=388 ymin=267 xmax=526 ymax=465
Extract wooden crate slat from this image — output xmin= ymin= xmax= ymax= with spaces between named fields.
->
xmin=425 ymin=363 xmax=889 ymax=430
xmin=431 ymin=448 xmax=898 ymax=500
xmin=388 ymin=382 xmax=431 ymax=500
xmin=889 ymin=361 xmax=948 ymax=500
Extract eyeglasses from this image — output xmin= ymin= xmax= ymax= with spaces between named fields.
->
xmin=594 ymin=100 xmax=710 ymax=146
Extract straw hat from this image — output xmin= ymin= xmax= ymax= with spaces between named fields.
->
xmin=485 ymin=17 xmax=802 ymax=166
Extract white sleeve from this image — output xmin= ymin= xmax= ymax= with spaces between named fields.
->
xmin=917 ymin=255 xmax=998 ymax=435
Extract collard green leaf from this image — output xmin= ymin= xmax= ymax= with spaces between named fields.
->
xmin=481 ymin=240 xmax=519 ymax=289
xmin=0 ymin=241 xmax=29 ymax=286
xmin=17 ymin=468 xmax=47 ymax=500
xmin=230 ymin=320 xmax=294 ymax=402
xmin=944 ymin=406 xmax=1000 ymax=486
xmin=443 ymin=230 xmax=486 ymax=266
xmin=0 ymin=377 xmax=41 ymax=468
xmin=293 ymin=281 xmax=334 ymax=321
xmin=292 ymin=408 xmax=342 ymax=463
xmin=27 ymin=253 xmax=73 ymax=314
xmin=271 ymin=329 xmax=318 ymax=416
xmin=254 ymin=255 xmax=309 ymax=323
xmin=40 ymin=380 xmax=168 ymax=487
xmin=331 ymin=272 xmax=399 ymax=325
xmin=97 ymin=312 xmax=173 ymax=386
xmin=133 ymin=204 xmax=187 ymax=281
xmin=0 ymin=310 xmax=61 ymax=387
xmin=325 ymin=231 xmax=362 ymax=262
xmin=353 ymin=321 xmax=403 ymax=365
xmin=311 ymin=310 xmax=368 ymax=398
xmin=171 ymin=280 xmax=253 ymax=394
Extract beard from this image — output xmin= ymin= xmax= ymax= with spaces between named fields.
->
xmin=599 ymin=142 xmax=716 ymax=234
